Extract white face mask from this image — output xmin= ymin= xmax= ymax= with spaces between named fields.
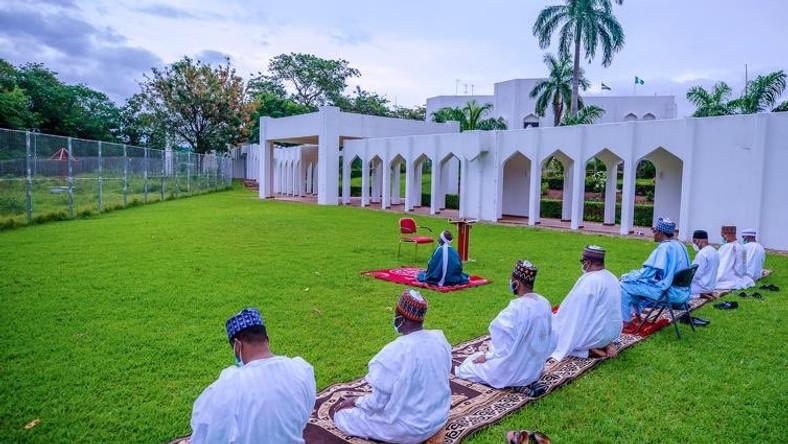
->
xmin=691 ymin=243 xmax=700 ymax=252
xmin=392 ymin=318 xmax=403 ymax=334
xmin=509 ymin=279 xmax=519 ymax=295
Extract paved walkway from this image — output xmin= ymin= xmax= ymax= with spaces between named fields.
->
xmin=268 ymin=193 xmax=654 ymax=241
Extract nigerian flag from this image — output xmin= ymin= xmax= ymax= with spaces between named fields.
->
xmin=635 ymin=76 xmax=645 ymax=85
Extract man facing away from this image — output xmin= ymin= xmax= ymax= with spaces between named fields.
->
xmin=620 ymin=217 xmax=690 ymax=327
xmin=551 ymin=246 xmax=622 ymax=361
xmin=417 ymin=230 xmax=469 ymax=286
xmin=455 ymin=260 xmax=556 ymax=389
xmin=742 ymin=228 xmax=765 ymax=281
xmin=689 ymin=230 xmax=720 ymax=298
xmin=190 ymin=308 xmax=316 ymax=444
xmin=332 ymin=289 xmax=452 ymax=444
xmin=716 ymin=225 xmax=755 ymax=290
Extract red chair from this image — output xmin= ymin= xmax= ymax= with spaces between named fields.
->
xmin=398 ymin=218 xmax=434 ymax=260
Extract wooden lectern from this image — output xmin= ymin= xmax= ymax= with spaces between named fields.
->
xmin=448 ymin=218 xmax=478 ymax=262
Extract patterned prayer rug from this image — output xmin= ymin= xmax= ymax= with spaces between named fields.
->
xmin=168 ymin=269 xmax=772 ymax=444
xmin=361 ymin=267 xmax=491 ymax=293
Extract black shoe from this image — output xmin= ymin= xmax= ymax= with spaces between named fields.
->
xmin=690 ymin=316 xmax=710 ymax=326
xmin=714 ymin=301 xmax=739 ymax=310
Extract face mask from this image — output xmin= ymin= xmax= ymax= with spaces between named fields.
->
xmin=509 ymin=280 xmax=519 ymax=295
xmin=721 ymin=237 xmax=727 ymax=245
xmin=691 ymin=243 xmax=700 ymax=252
xmin=233 ymin=341 xmax=243 ymax=367
xmin=742 ymin=239 xmax=749 ymax=244
xmin=392 ymin=318 xmax=402 ymax=334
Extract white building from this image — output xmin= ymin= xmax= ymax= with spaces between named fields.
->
xmin=426 ymin=79 xmax=677 ymax=129
xmin=242 ymin=84 xmax=788 ymax=251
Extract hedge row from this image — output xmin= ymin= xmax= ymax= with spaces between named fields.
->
xmin=544 ymin=177 xmax=655 ymax=195
xmin=540 ymin=198 xmax=654 ymax=226
xmin=342 ymin=187 xmax=461 ymax=210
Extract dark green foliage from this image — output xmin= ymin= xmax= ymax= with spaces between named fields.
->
xmin=540 ymin=198 xmax=653 ymax=225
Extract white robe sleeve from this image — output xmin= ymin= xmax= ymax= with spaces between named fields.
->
xmin=190 ymin=369 xmax=240 ymax=444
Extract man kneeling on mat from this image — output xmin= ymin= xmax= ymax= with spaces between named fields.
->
xmin=332 ymin=289 xmax=452 ymax=444
xmin=455 ymin=260 xmax=556 ymax=388
xmin=417 ymin=230 xmax=469 ymax=286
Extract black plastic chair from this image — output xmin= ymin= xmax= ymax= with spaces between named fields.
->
xmin=635 ymin=264 xmax=699 ymax=339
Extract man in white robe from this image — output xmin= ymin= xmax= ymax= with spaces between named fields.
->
xmin=191 ymin=308 xmax=316 ymax=444
xmin=716 ymin=225 xmax=754 ymax=290
xmin=742 ymin=228 xmax=765 ymax=281
xmin=456 ymin=260 xmax=556 ymax=388
xmin=620 ymin=217 xmax=690 ymax=326
xmin=333 ymin=290 xmax=451 ymax=444
xmin=551 ymin=246 xmax=622 ymax=361
xmin=689 ymin=230 xmax=720 ymax=298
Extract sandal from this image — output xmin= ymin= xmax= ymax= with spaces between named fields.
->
xmin=506 ymin=430 xmax=552 ymax=444
xmin=759 ymin=284 xmax=780 ymax=292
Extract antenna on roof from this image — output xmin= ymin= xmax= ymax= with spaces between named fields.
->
xmin=455 ymin=79 xmax=460 ymax=95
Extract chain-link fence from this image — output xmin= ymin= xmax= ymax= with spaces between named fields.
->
xmin=0 ymin=128 xmax=232 ymax=228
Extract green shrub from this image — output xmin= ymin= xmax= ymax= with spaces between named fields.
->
xmin=540 ymin=198 xmax=653 ymax=225
xmin=0 ymin=194 xmax=26 ymax=216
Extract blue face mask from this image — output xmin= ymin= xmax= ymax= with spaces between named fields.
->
xmin=742 ymin=238 xmax=749 ymax=244
xmin=721 ymin=237 xmax=728 ymax=245
xmin=233 ymin=341 xmax=243 ymax=367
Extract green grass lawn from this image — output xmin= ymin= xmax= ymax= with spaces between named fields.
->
xmin=1 ymin=187 xmax=786 ymax=443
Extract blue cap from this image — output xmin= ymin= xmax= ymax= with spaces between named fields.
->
xmin=654 ymin=217 xmax=676 ymax=235
xmin=226 ymin=308 xmax=265 ymax=342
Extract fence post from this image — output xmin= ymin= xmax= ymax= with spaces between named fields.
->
xmin=67 ymin=138 xmax=74 ymax=219
xmin=160 ymin=149 xmax=165 ymax=200
xmin=123 ymin=144 xmax=128 ymax=206
xmin=25 ymin=131 xmax=32 ymax=223
xmin=144 ymin=147 xmax=149 ymax=203
xmin=97 ymin=141 xmax=103 ymax=212
xmin=187 ymin=152 xmax=191 ymax=194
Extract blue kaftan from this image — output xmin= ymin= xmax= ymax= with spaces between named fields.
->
xmin=417 ymin=243 xmax=469 ymax=286
xmin=620 ymin=239 xmax=690 ymax=319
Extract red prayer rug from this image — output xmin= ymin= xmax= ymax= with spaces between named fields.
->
xmin=361 ymin=267 xmax=491 ymax=293
xmin=168 ymin=269 xmax=772 ymax=444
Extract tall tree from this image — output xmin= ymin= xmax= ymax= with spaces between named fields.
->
xmin=729 ymin=70 xmax=787 ymax=114
xmin=140 ymin=57 xmax=253 ymax=153
xmin=530 ymin=53 xmax=589 ymax=126
xmin=333 ymin=86 xmax=393 ymax=116
xmin=0 ymin=59 xmax=38 ymax=130
xmin=561 ymin=104 xmax=605 ymax=125
xmin=686 ymin=82 xmax=734 ymax=117
xmin=261 ymin=53 xmax=360 ymax=108
xmin=533 ymin=0 xmax=625 ymax=117
xmin=392 ymin=104 xmax=426 ymax=121
xmin=118 ymin=93 xmax=167 ymax=148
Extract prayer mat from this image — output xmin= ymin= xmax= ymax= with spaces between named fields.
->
xmin=361 ymin=267 xmax=491 ymax=293
xmin=168 ymin=269 xmax=773 ymax=444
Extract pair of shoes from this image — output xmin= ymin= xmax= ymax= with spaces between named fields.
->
xmin=759 ymin=284 xmax=780 ymax=291
xmin=506 ymin=430 xmax=552 ymax=444
xmin=714 ymin=301 xmax=739 ymax=310
xmin=678 ymin=314 xmax=710 ymax=326
xmin=738 ymin=291 xmax=765 ymax=300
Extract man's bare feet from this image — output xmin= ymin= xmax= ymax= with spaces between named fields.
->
xmin=604 ymin=343 xmax=618 ymax=357
xmin=589 ymin=347 xmax=607 ymax=358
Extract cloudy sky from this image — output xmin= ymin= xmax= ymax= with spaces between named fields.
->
xmin=1 ymin=0 xmax=786 ymax=116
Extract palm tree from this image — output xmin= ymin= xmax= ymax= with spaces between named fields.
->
xmin=561 ymin=104 xmax=605 ymax=125
xmin=686 ymin=82 xmax=734 ymax=117
xmin=774 ymin=100 xmax=788 ymax=112
xmin=729 ymin=70 xmax=786 ymax=114
xmin=533 ymin=0 xmax=625 ymax=118
xmin=431 ymin=100 xmax=507 ymax=131
xmin=529 ymin=53 xmax=590 ymax=126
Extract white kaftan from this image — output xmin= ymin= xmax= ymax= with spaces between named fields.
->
xmin=691 ymin=245 xmax=720 ymax=297
xmin=191 ymin=356 xmax=316 ymax=444
xmin=743 ymin=241 xmax=765 ymax=281
xmin=455 ymin=293 xmax=556 ymax=389
xmin=716 ymin=241 xmax=754 ymax=290
xmin=334 ymin=329 xmax=452 ymax=444
xmin=551 ymin=269 xmax=622 ymax=361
